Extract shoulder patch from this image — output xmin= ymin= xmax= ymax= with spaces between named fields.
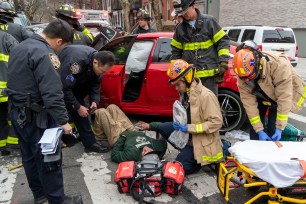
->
xmin=70 ymin=62 xmax=81 ymax=74
xmin=48 ymin=53 xmax=61 ymax=70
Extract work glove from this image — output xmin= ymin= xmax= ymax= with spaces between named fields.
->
xmin=272 ymin=128 xmax=282 ymax=141
xmin=172 ymin=122 xmax=188 ymax=133
xmin=258 ymin=130 xmax=272 ymax=141
xmin=172 ymin=122 xmax=181 ymax=130
xmin=214 ymin=62 xmax=228 ymax=84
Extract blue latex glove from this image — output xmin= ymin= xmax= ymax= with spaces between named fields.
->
xmin=180 ymin=124 xmax=188 ymax=133
xmin=258 ymin=130 xmax=272 ymax=141
xmin=272 ymin=128 xmax=282 ymax=141
xmin=172 ymin=122 xmax=181 ymax=130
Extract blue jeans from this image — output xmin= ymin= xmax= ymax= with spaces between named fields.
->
xmin=157 ymin=122 xmax=201 ymax=175
xmin=10 ymin=109 xmax=64 ymax=204
xmin=249 ymin=99 xmax=277 ymax=140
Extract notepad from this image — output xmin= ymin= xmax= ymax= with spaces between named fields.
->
xmin=39 ymin=127 xmax=63 ymax=155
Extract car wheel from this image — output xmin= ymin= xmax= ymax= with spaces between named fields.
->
xmin=218 ymin=89 xmax=246 ymax=134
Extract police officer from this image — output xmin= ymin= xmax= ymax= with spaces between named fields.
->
xmin=132 ymin=9 xmax=156 ymax=34
xmin=170 ymin=0 xmax=230 ymax=95
xmin=0 ymin=30 xmax=18 ymax=156
xmin=56 ymin=4 xmax=94 ymax=46
xmin=58 ymin=45 xmax=115 ymax=153
xmin=7 ymin=19 xmax=82 ymax=204
xmin=0 ymin=2 xmax=30 ymax=42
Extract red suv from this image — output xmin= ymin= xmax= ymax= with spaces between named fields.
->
xmin=100 ymin=33 xmax=245 ymax=133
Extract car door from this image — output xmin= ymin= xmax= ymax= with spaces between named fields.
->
xmin=145 ymin=38 xmax=179 ymax=116
xmin=99 ymin=36 xmax=135 ymax=108
xmin=121 ymin=39 xmax=155 ymax=113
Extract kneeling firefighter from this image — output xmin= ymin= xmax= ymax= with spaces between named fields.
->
xmin=155 ymin=59 xmax=224 ymax=174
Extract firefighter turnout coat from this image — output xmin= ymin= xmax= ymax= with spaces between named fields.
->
xmin=170 ymin=8 xmax=230 ymax=79
xmin=188 ymin=79 xmax=223 ymax=165
xmin=237 ymin=51 xmax=306 ymax=133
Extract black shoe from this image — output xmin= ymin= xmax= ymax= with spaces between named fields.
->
xmin=85 ymin=143 xmax=109 ymax=153
xmin=34 ymin=196 xmax=48 ymax=204
xmin=62 ymin=195 xmax=83 ymax=204
xmin=1 ymin=150 xmax=10 ymax=156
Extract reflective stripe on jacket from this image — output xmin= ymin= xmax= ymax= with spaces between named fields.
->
xmin=187 ymin=79 xmax=223 ymax=165
xmin=237 ymin=51 xmax=306 ymax=132
xmin=0 ymin=31 xmax=18 ymax=103
xmin=170 ymin=8 xmax=230 ymax=78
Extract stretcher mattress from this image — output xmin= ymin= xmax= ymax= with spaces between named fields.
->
xmin=229 ymin=140 xmax=306 ymax=188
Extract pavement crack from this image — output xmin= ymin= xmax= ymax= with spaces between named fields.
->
xmin=1 ymin=177 xmax=8 ymax=184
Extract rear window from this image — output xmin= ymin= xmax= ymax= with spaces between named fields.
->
xmin=262 ymin=30 xmax=295 ymax=43
xmin=228 ymin=29 xmax=241 ymax=42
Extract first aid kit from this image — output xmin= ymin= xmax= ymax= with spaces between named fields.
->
xmin=115 ymin=160 xmax=185 ymax=203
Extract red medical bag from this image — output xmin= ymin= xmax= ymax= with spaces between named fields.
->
xmin=163 ymin=161 xmax=185 ymax=195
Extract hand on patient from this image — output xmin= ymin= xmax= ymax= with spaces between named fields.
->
xmin=172 ymin=122 xmax=188 ymax=133
xmin=258 ymin=130 xmax=272 ymax=141
xmin=135 ymin=121 xmax=150 ymax=130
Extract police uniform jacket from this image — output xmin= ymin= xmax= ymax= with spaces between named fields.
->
xmin=0 ymin=30 xmax=18 ymax=103
xmin=7 ymin=34 xmax=68 ymax=125
xmin=170 ymin=8 xmax=230 ymax=79
xmin=58 ymin=45 xmax=101 ymax=111
xmin=0 ymin=22 xmax=30 ymax=42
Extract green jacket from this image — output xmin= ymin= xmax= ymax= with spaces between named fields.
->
xmin=111 ymin=122 xmax=167 ymax=163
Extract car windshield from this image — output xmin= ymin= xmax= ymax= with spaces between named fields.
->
xmin=262 ymin=30 xmax=295 ymax=43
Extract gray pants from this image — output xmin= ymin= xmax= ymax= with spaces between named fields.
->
xmin=200 ymin=77 xmax=218 ymax=96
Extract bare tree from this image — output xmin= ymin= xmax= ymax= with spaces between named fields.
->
xmin=120 ymin=0 xmax=131 ymax=33
xmin=151 ymin=0 xmax=162 ymax=31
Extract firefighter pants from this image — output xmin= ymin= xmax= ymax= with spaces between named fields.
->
xmin=200 ymin=77 xmax=218 ymax=96
xmin=157 ymin=122 xmax=201 ymax=175
xmin=10 ymin=109 xmax=64 ymax=204
xmin=93 ymin=104 xmax=133 ymax=147
xmin=0 ymin=102 xmax=18 ymax=149
xmin=250 ymin=98 xmax=277 ymax=140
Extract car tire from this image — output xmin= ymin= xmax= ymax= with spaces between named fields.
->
xmin=218 ymin=89 xmax=246 ymax=134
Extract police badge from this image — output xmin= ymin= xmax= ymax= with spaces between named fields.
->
xmin=70 ymin=62 xmax=81 ymax=74
xmin=48 ymin=53 xmax=61 ymax=70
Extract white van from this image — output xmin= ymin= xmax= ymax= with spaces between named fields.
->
xmin=223 ymin=26 xmax=298 ymax=67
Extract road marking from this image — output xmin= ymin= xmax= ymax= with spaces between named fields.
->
xmin=77 ymin=153 xmax=173 ymax=204
xmin=184 ymin=173 xmax=219 ymax=199
xmin=289 ymin=112 xmax=306 ymax=123
xmin=0 ymin=159 xmax=20 ymax=204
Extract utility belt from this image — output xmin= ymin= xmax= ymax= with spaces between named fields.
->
xmin=13 ymin=93 xmax=48 ymax=129
xmin=115 ymin=160 xmax=185 ymax=204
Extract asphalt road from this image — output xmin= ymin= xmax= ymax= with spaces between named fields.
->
xmin=0 ymin=59 xmax=305 ymax=204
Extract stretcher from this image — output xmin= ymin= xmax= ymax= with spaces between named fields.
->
xmin=217 ymin=140 xmax=306 ymax=204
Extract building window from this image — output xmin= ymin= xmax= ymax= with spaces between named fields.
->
xmin=167 ymin=0 xmax=170 ymax=21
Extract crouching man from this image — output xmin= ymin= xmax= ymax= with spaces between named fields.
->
xmin=157 ymin=59 xmax=224 ymax=174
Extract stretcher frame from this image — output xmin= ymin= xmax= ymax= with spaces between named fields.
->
xmin=217 ymin=156 xmax=306 ymax=204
